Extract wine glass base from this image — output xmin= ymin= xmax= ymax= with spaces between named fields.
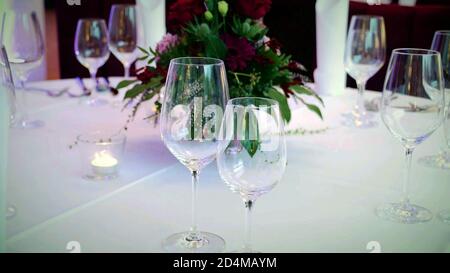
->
xmin=230 ymin=248 xmax=261 ymax=253
xmin=6 ymin=204 xmax=17 ymax=220
xmin=84 ymin=98 xmax=108 ymax=107
xmin=162 ymin=231 xmax=225 ymax=253
xmin=341 ymin=113 xmax=377 ymax=128
xmin=438 ymin=210 xmax=450 ymax=224
xmin=418 ymin=152 xmax=450 ymax=170
xmin=11 ymin=119 xmax=45 ymax=129
xmin=376 ymin=202 xmax=433 ymax=224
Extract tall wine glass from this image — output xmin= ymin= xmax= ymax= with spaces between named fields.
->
xmin=217 ymin=97 xmax=287 ymax=252
xmin=160 ymin=57 xmax=229 ymax=252
xmin=0 ymin=45 xmax=18 ymax=220
xmin=377 ymin=48 xmax=446 ymax=224
xmin=419 ymin=30 xmax=450 ymax=170
xmin=1 ymin=11 xmax=45 ymax=129
xmin=344 ymin=15 xmax=386 ymax=128
xmin=74 ymin=19 xmax=110 ymax=106
xmin=108 ymin=4 xmax=138 ymax=78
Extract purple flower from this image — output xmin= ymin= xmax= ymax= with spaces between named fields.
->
xmin=155 ymin=33 xmax=180 ymax=55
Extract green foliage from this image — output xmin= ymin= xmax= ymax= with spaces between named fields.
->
xmin=115 ymin=0 xmax=324 ymax=126
xmin=124 ymin=77 xmax=163 ymax=99
xmin=231 ymin=17 xmax=267 ymax=41
xmin=265 ymin=87 xmax=291 ymax=123
xmin=185 ymin=22 xmax=227 ymax=59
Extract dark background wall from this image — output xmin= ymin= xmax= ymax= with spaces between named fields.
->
xmin=52 ymin=0 xmax=450 ymax=91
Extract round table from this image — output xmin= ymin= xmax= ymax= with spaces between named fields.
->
xmin=5 ymin=78 xmax=450 ymax=252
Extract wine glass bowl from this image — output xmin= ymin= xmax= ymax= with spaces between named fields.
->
xmin=419 ymin=30 xmax=450 ymax=170
xmin=74 ymin=19 xmax=110 ymax=106
xmin=217 ymin=97 xmax=287 ymax=252
xmin=160 ymin=57 xmax=229 ymax=252
xmin=1 ymin=11 xmax=45 ymax=129
xmin=344 ymin=15 xmax=386 ymax=128
xmin=108 ymin=4 xmax=138 ymax=78
xmin=377 ymin=48 xmax=446 ymax=224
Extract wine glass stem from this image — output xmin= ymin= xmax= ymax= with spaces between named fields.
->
xmin=243 ymin=199 xmax=254 ymax=251
xmin=17 ymin=80 xmax=30 ymax=123
xmin=124 ymin=64 xmax=131 ymax=78
xmin=355 ymin=81 xmax=366 ymax=117
xmin=443 ymin=108 xmax=450 ymax=153
xmin=402 ymin=147 xmax=414 ymax=205
xmin=189 ymin=170 xmax=200 ymax=239
xmin=90 ymin=70 xmax=97 ymax=86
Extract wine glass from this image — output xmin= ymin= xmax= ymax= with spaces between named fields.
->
xmin=217 ymin=97 xmax=287 ymax=252
xmin=74 ymin=19 xmax=110 ymax=106
xmin=377 ymin=48 xmax=446 ymax=224
xmin=108 ymin=4 xmax=138 ymax=78
xmin=419 ymin=30 xmax=450 ymax=170
xmin=160 ymin=57 xmax=229 ymax=252
xmin=0 ymin=45 xmax=18 ymax=220
xmin=1 ymin=11 xmax=45 ymax=129
xmin=344 ymin=15 xmax=386 ymax=128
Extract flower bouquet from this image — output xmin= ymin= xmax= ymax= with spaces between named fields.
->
xmin=117 ymin=0 xmax=323 ymax=124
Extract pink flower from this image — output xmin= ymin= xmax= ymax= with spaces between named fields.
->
xmin=155 ymin=33 xmax=180 ymax=55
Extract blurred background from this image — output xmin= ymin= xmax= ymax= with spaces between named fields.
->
xmin=1 ymin=0 xmax=450 ymax=91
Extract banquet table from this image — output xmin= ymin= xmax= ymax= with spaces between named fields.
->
xmin=4 ymin=78 xmax=450 ymax=253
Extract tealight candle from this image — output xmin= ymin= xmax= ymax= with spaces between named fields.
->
xmin=91 ymin=151 xmax=118 ymax=177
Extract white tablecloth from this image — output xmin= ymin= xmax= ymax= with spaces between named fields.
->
xmin=5 ymin=78 xmax=450 ymax=252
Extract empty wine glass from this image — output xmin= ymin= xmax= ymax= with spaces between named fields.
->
xmin=377 ymin=48 xmax=446 ymax=224
xmin=74 ymin=19 xmax=110 ymax=106
xmin=419 ymin=30 xmax=450 ymax=170
xmin=0 ymin=45 xmax=18 ymax=220
xmin=1 ymin=11 xmax=45 ymax=129
xmin=160 ymin=57 xmax=229 ymax=252
xmin=217 ymin=97 xmax=287 ymax=252
xmin=108 ymin=4 xmax=138 ymax=78
xmin=344 ymin=15 xmax=386 ymax=128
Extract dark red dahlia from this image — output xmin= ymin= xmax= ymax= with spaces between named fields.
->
xmin=266 ymin=38 xmax=282 ymax=52
xmin=167 ymin=0 xmax=205 ymax=33
xmin=253 ymin=55 xmax=273 ymax=66
xmin=136 ymin=67 xmax=158 ymax=84
xmin=234 ymin=0 xmax=272 ymax=20
xmin=221 ymin=34 xmax=255 ymax=71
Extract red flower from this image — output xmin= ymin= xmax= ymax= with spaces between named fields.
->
xmin=221 ymin=34 xmax=255 ymax=71
xmin=167 ymin=0 xmax=205 ymax=33
xmin=136 ymin=67 xmax=158 ymax=84
xmin=266 ymin=38 xmax=282 ymax=52
xmin=234 ymin=0 xmax=272 ymax=20
xmin=280 ymin=77 xmax=303 ymax=98
xmin=253 ymin=55 xmax=273 ymax=66
xmin=284 ymin=61 xmax=306 ymax=74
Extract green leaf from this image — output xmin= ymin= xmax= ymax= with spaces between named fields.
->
xmin=117 ymin=80 xmax=138 ymax=89
xmin=265 ymin=88 xmax=291 ymax=123
xmin=297 ymin=97 xmax=323 ymax=120
xmin=124 ymin=77 xmax=162 ymax=99
xmin=241 ymin=140 xmax=260 ymax=157
xmin=138 ymin=46 xmax=149 ymax=55
xmin=305 ymin=103 xmax=323 ymax=120
xmin=289 ymin=85 xmax=324 ymax=106
xmin=124 ymin=84 xmax=147 ymax=99
xmin=204 ymin=35 xmax=227 ymax=59
xmin=137 ymin=55 xmax=149 ymax=61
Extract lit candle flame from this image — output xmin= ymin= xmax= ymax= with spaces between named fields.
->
xmin=91 ymin=151 xmax=118 ymax=167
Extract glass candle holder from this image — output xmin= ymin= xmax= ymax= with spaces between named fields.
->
xmin=77 ymin=130 xmax=126 ymax=181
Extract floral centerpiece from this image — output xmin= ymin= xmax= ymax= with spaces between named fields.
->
xmin=117 ymin=0 xmax=323 ymax=124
